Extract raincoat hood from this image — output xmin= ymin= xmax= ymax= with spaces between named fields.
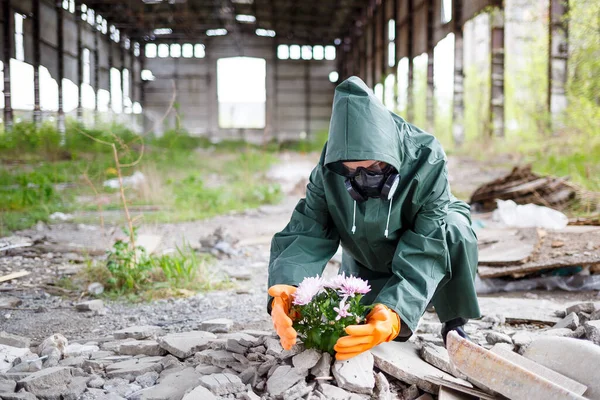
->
xmin=324 ymin=76 xmax=403 ymax=171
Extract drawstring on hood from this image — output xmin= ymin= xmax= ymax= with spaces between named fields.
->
xmin=385 ymin=196 xmax=393 ymax=238
xmin=351 ymin=201 xmax=357 ymax=234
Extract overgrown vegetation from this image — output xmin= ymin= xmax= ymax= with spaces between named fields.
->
xmin=0 ymin=122 xmax=282 ymax=233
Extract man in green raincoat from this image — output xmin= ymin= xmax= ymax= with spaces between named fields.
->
xmin=267 ymin=76 xmax=481 ymax=360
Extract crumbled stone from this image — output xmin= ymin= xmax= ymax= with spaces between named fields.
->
xmin=134 ymin=371 xmax=159 ymax=388
xmin=134 ymin=367 xmax=201 ymax=399
xmin=76 ymin=300 xmax=105 ymax=312
xmin=119 ymin=340 xmax=167 ymax=357
xmin=318 ymin=383 xmax=354 ymax=400
xmin=181 ymin=385 xmax=218 ymax=400
xmin=264 ymin=338 xmax=303 ymax=360
xmin=485 ymin=331 xmax=513 ymax=345
xmin=553 ymin=312 xmax=579 ymax=330
xmin=266 ymin=366 xmax=306 ymax=397
xmin=87 ymin=376 xmax=105 ymax=388
xmin=38 ymin=334 xmax=68 ymax=368
xmin=105 ymin=357 xmax=164 ymax=380
xmin=197 ymin=319 xmax=234 ymax=333
xmin=0 ymin=332 xmax=30 ymax=349
xmin=0 ymin=378 xmax=17 ymax=392
xmin=0 ymin=390 xmax=37 ymax=400
xmin=225 ymin=339 xmax=248 ymax=355
xmin=257 ymin=358 xmax=277 ymax=377
xmin=249 ymin=345 xmax=266 ymax=354
xmin=566 ymin=302 xmax=597 ymax=315
xmin=481 ymin=314 xmax=506 ymax=325
xmin=16 ymin=366 xmax=72 ymax=393
xmin=374 ymin=372 xmax=391 ymax=400
xmin=8 ymin=357 xmax=42 ymax=373
xmin=292 ymin=349 xmax=321 ymax=371
xmin=511 ymin=331 xmax=534 ymax=351
xmin=113 ymin=326 xmax=164 ymax=340
xmin=238 ymin=390 xmax=261 ymax=400
xmin=195 ymin=350 xmax=237 ymax=369
xmin=541 ymin=327 xmax=585 ymax=338
xmin=332 ymin=352 xmax=375 ymax=395
xmin=401 ymin=384 xmax=420 ymax=400
xmin=89 ymin=351 xmax=116 ymax=360
xmin=0 ymin=296 xmax=22 ymax=309
xmin=158 ymin=331 xmax=217 ymax=359
xmin=66 ymin=343 xmax=100 ymax=358
xmin=199 ymin=373 xmax=245 ymax=396
xmin=239 ymin=367 xmax=258 ymax=386
xmin=103 ymin=379 xmax=141 ymax=398
xmin=282 ymin=380 xmax=311 ymax=400
xmin=196 ymin=365 xmax=223 ymax=375
xmin=59 ymin=356 xmax=86 ymax=368
xmin=584 ymin=320 xmax=600 ymax=345
xmin=310 ymin=352 xmax=332 ymax=378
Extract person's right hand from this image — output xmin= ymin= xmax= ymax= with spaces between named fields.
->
xmin=268 ymin=284 xmax=297 ymax=350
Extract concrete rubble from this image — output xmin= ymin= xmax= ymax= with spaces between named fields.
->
xmin=1 ymin=299 xmax=600 ymax=399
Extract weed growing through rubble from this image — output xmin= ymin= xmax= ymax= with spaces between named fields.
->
xmin=290 ymin=274 xmax=372 ymax=355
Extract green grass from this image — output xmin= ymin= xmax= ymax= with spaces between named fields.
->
xmin=0 ymin=122 xmax=282 ymax=234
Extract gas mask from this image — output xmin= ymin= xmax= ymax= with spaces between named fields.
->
xmin=343 ymin=164 xmax=400 ymax=203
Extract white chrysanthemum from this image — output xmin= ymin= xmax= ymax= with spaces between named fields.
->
xmin=292 ymin=276 xmax=325 ymax=306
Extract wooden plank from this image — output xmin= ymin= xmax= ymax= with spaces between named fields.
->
xmin=0 ymin=271 xmax=31 ymax=284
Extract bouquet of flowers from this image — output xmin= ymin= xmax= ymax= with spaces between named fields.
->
xmin=290 ymin=273 xmax=371 ymax=354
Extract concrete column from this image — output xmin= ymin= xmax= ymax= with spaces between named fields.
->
xmin=121 ymin=45 xmax=126 ymax=119
xmin=406 ymin=0 xmax=414 ymax=122
xmin=107 ymin=39 xmax=113 ymax=119
xmin=56 ymin=0 xmax=65 ymax=134
xmin=76 ymin=3 xmax=83 ymax=123
xmin=426 ymin=0 xmax=434 ymax=131
xmin=305 ymin=61 xmax=310 ymax=137
xmin=3 ymin=0 xmax=13 ymax=130
xmin=33 ymin=0 xmax=41 ymax=126
xmin=452 ymin=0 xmax=465 ymax=145
xmin=94 ymin=29 xmax=100 ymax=125
xmin=490 ymin=8 xmax=505 ymax=137
xmin=140 ymin=45 xmax=148 ymax=133
xmin=548 ymin=0 xmax=568 ymax=130
xmin=130 ymin=48 xmax=136 ymax=129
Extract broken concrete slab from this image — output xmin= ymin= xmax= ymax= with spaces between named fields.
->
xmin=113 ymin=326 xmax=164 ymax=340
xmin=119 ymin=340 xmax=167 ymax=357
xmin=135 ymin=367 xmax=202 ymax=400
xmin=195 ymin=365 xmax=222 ymax=375
xmin=264 ymin=338 xmax=304 ymax=360
xmin=310 ymin=352 xmax=332 ymax=378
xmin=566 ymin=302 xmax=598 ymax=315
xmin=418 ymin=343 xmax=468 ymax=380
xmin=371 ymin=341 xmax=471 ymax=393
xmin=490 ymin=344 xmax=587 ymax=395
xmin=332 ymin=351 xmax=375 ymax=395
xmin=524 ymin=336 xmax=600 ymax=399
xmin=105 ymin=357 xmax=163 ymax=380
xmin=584 ymin=320 xmax=600 ymax=345
xmin=198 ymin=373 xmax=245 ymax=396
xmin=478 ymin=297 xmax=561 ymax=325
xmin=318 ymin=383 xmax=355 ymax=400
xmin=438 ymin=386 xmax=475 ymax=400
xmin=75 ymin=299 xmax=104 ymax=312
xmin=157 ymin=331 xmax=216 ymax=359
xmin=65 ymin=343 xmax=100 ymax=358
xmin=0 ymin=332 xmax=30 ymax=349
xmin=16 ymin=366 xmax=71 ymax=392
xmin=181 ymin=385 xmax=217 ymax=400
xmin=292 ymin=349 xmax=321 ymax=371
xmin=266 ymin=366 xmax=306 ymax=397
xmin=553 ymin=312 xmax=579 ymax=330
xmin=224 ymin=339 xmax=247 ymax=355
xmin=195 ymin=350 xmax=237 ymax=369
xmin=373 ymin=372 xmax=392 ymax=400
xmin=0 ymin=346 xmax=34 ymax=374
xmin=447 ymin=332 xmax=585 ymax=400
xmin=484 ymin=331 xmax=512 ymax=345
xmin=0 ymin=378 xmax=17 ymax=392
xmin=197 ymin=319 xmax=233 ymax=333
xmin=541 ymin=327 xmax=585 ymax=339
xmin=477 ymin=228 xmax=539 ymax=265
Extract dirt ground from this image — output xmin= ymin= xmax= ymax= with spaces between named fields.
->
xmin=0 ymin=152 xmax=597 ymax=344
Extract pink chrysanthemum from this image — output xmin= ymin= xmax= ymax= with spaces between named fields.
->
xmin=333 ymin=300 xmax=351 ymax=321
xmin=340 ymin=275 xmax=371 ymax=297
xmin=324 ymin=272 xmax=347 ymax=290
xmin=293 ymin=276 xmax=325 ymax=306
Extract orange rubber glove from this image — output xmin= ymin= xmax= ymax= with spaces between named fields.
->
xmin=268 ymin=284 xmax=298 ymax=350
xmin=334 ymin=304 xmax=401 ymax=360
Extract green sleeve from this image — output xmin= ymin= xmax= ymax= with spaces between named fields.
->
xmin=374 ymin=159 xmax=451 ymax=333
xmin=267 ymin=161 xmax=340 ymax=311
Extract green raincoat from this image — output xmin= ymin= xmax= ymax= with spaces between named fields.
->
xmin=268 ymin=76 xmax=480 ymax=334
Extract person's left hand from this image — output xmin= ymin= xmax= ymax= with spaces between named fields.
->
xmin=333 ymin=304 xmax=400 ymax=360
